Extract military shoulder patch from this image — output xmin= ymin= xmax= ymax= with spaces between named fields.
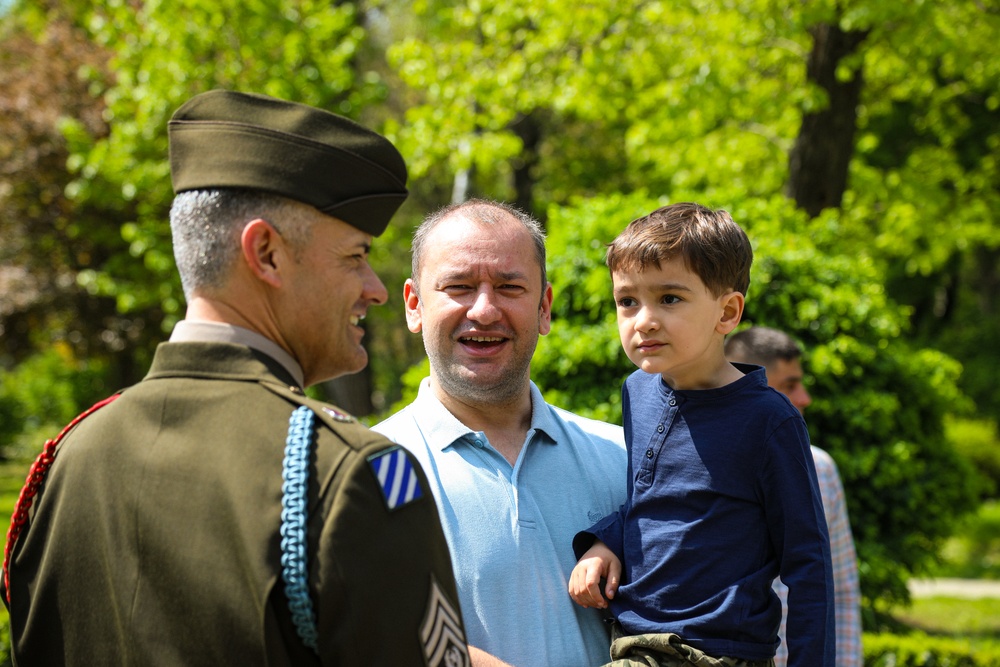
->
xmin=420 ymin=576 xmax=469 ymax=667
xmin=367 ymin=446 xmax=424 ymax=511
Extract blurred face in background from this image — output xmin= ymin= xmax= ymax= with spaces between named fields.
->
xmin=765 ymin=357 xmax=812 ymax=414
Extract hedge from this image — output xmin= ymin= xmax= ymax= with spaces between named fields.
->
xmin=864 ymin=632 xmax=1000 ymax=667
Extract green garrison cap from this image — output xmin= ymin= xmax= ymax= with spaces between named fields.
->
xmin=168 ymin=90 xmax=408 ymax=236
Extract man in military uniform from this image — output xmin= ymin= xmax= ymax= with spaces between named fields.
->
xmin=2 ymin=90 xmax=469 ymax=667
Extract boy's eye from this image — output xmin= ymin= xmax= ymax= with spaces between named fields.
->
xmin=661 ymin=294 xmax=682 ymax=305
xmin=617 ymin=297 xmax=637 ymax=308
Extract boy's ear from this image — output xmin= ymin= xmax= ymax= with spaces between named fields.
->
xmin=717 ymin=291 xmax=745 ymax=335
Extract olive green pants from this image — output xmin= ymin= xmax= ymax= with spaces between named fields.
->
xmin=600 ymin=624 xmax=774 ymax=667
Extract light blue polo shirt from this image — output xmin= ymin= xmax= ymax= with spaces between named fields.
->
xmin=374 ymin=379 xmax=627 ymax=667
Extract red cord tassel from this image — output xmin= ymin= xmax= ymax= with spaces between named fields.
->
xmin=3 ymin=393 xmax=120 ymax=604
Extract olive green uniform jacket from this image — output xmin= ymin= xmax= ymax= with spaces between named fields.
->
xmin=3 ymin=342 xmax=467 ymax=667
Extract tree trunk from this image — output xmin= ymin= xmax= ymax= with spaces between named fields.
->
xmin=510 ymin=112 xmax=542 ymax=222
xmin=320 ymin=367 xmax=375 ymax=417
xmin=786 ymin=22 xmax=869 ymax=218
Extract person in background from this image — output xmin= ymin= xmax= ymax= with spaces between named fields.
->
xmin=2 ymin=90 xmax=470 ymax=667
xmin=726 ymin=326 xmax=863 ymax=667
xmin=374 ymin=199 xmax=628 ymax=667
xmin=569 ymin=202 xmax=834 ymax=667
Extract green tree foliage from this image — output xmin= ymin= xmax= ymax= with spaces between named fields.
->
xmin=0 ymin=11 xmax=146 ymax=403
xmin=935 ymin=500 xmax=1000 ymax=581
xmin=387 ymin=0 xmax=1000 ymax=419
xmin=0 ymin=344 xmax=109 ymax=456
xmin=388 ymin=0 xmax=900 ymax=213
xmin=73 ymin=0 xmax=415 ymax=413
xmin=38 ymin=0 xmax=382 ymax=319
xmin=1 ymin=0 xmax=411 ymax=413
xmin=947 ymin=418 xmax=1000 ymax=500
xmin=838 ymin=2 xmax=1000 ymax=424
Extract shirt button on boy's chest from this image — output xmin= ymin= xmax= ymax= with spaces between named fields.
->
xmin=637 ymin=401 xmax=679 ymax=473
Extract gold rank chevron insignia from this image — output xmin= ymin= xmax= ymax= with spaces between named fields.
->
xmin=420 ymin=576 xmax=469 ymax=667
xmin=367 ymin=446 xmax=424 ymax=511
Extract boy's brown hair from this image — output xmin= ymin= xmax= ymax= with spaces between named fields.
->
xmin=606 ymin=202 xmax=753 ymax=297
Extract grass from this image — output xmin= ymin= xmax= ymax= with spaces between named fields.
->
xmin=0 ymin=459 xmax=30 ymax=530
xmin=890 ymin=596 xmax=1000 ymax=647
xmin=0 ymin=456 xmax=30 ymax=667
xmin=934 ymin=501 xmax=1000 ymax=580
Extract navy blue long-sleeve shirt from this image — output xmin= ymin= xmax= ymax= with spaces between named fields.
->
xmin=574 ymin=365 xmax=834 ymax=666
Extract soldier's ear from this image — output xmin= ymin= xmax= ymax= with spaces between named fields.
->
xmin=403 ymin=279 xmax=422 ymax=333
xmin=241 ymin=218 xmax=286 ymax=288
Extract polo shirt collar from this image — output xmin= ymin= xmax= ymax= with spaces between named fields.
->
xmin=413 ymin=377 xmax=558 ymax=452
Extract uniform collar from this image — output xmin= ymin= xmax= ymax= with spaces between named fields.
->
xmin=169 ymin=320 xmax=305 ymax=388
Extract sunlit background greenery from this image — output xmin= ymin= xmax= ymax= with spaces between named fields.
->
xmin=1 ymin=0 xmax=998 ymax=658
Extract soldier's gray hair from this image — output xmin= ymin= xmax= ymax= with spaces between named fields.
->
xmin=170 ymin=189 xmax=314 ymax=299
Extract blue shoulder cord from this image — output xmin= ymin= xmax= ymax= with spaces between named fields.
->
xmin=281 ymin=405 xmax=319 ymax=653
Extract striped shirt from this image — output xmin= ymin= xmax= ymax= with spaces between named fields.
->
xmin=774 ymin=446 xmax=862 ymax=667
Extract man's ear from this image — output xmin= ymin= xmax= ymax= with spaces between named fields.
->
xmin=538 ymin=282 xmax=554 ymax=336
xmin=403 ymin=278 xmax=422 ymax=333
xmin=241 ymin=218 xmax=286 ymax=288
xmin=717 ymin=291 xmax=745 ymax=335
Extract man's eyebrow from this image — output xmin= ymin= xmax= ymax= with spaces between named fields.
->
xmin=435 ymin=270 xmax=473 ymax=283
xmin=496 ymin=270 xmax=529 ymax=282
xmin=436 ymin=270 xmax=529 ymax=283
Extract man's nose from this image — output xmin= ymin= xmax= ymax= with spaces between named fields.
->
xmin=363 ymin=263 xmax=388 ymax=306
xmin=467 ymin=286 xmax=501 ymax=324
xmin=791 ymin=385 xmax=812 ymax=412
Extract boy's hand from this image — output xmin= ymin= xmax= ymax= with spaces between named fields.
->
xmin=568 ymin=540 xmax=621 ymax=609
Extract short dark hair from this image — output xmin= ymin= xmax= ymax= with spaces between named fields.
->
xmin=606 ymin=202 xmax=752 ymax=297
xmin=725 ymin=326 xmax=803 ymax=367
xmin=410 ymin=198 xmax=547 ymax=289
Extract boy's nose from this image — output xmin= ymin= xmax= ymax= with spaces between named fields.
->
xmin=635 ymin=306 xmax=659 ymax=332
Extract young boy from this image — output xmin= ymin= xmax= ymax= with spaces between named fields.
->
xmin=569 ymin=203 xmax=833 ymax=667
